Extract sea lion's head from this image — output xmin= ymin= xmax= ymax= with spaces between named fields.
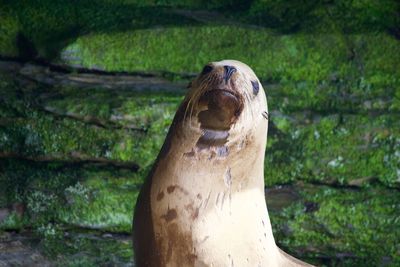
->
xmin=182 ymin=60 xmax=268 ymax=147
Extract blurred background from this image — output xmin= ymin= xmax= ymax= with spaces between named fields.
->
xmin=0 ymin=0 xmax=399 ymax=266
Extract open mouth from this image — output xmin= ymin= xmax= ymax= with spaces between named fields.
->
xmin=195 ymin=88 xmax=243 ymax=146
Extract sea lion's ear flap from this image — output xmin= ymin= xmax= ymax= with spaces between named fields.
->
xmin=187 ymin=81 xmax=192 ymax=89
xmin=251 ymin=80 xmax=259 ymax=95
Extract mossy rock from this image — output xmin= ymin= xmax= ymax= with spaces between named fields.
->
xmin=266 ymin=113 xmax=400 ymax=187
xmin=0 ymin=10 xmax=21 ymax=57
xmin=57 ymin=170 xmax=141 ymax=233
xmin=270 ymin=185 xmax=400 ymax=266
xmin=0 ymin=158 xmax=143 ymax=233
xmin=0 ymin=0 xmax=198 ymax=59
xmin=246 ymin=0 xmax=400 ymax=34
xmin=0 ymin=76 xmax=182 ymax=167
xmin=61 ymin=28 xmax=399 ymax=109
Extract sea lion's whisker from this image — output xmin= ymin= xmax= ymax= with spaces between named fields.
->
xmin=189 ymin=79 xmax=210 ymax=124
xmin=189 ymin=88 xmax=202 ymax=126
xmin=184 ymin=99 xmax=191 ymax=121
xmin=244 ymin=90 xmax=254 ymax=121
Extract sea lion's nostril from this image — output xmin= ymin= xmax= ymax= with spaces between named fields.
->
xmin=223 ymin=65 xmax=237 ymax=83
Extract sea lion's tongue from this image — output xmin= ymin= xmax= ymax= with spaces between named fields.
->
xmin=197 ymin=89 xmax=241 ymax=131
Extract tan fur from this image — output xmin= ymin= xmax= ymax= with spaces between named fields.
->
xmin=133 ymin=60 xmax=314 ymax=267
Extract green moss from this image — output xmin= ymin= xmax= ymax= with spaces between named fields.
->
xmin=0 ymin=75 xmax=178 ymax=232
xmin=270 ymin=185 xmax=400 ymax=266
xmin=0 ymin=11 xmax=20 ymax=57
xmin=0 ymin=77 xmax=182 ymax=167
xmin=0 ymin=158 xmax=143 ymax=233
xmin=61 ymin=27 xmax=345 ymax=81
xmin=1 ymin=0 xmax=399 ymax=72
xmin=0 ymin=0 xmax=198 ymax=59
xmin=37 ymin=227 xmax=133 ymax=266
xmin=62 ymin=29 xmax=399 ymax=112
xmin=266 ymin=114 xmax=400 ymax=187
xmin=0 ymin=212 xmax=28 ymax=230
xmin=246 ymin=0 xmax=400 ymax=34
xmin=58 ymin=171 xmax=140 ymax=233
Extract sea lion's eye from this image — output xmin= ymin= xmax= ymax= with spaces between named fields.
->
xmin=201 ymin=65 xmax=213 ymax=75
xmin=251 ymin=80 xmax=259 ymax=95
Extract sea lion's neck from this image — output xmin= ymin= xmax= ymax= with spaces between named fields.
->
xmin=150 ymin=119 xmax=268 ymax=204
xmin=148 ymin=118 xmax=281 ymax=266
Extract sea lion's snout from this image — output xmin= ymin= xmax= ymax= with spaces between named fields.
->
xmin=194 ymin=63 xmax=244 ymax=133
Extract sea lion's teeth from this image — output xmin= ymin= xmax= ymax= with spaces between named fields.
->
xmin=196 ymin=129 xmax=229 ymax=147
xmin=202 ymin=129 xmax=229 ymax=140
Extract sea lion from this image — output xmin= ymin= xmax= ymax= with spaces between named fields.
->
xmin=133 ymin=60 xmax=314 ymax=267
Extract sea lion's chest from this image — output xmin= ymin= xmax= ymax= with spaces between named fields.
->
xmin=149 ymin=153 xmax=278 ymax=267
